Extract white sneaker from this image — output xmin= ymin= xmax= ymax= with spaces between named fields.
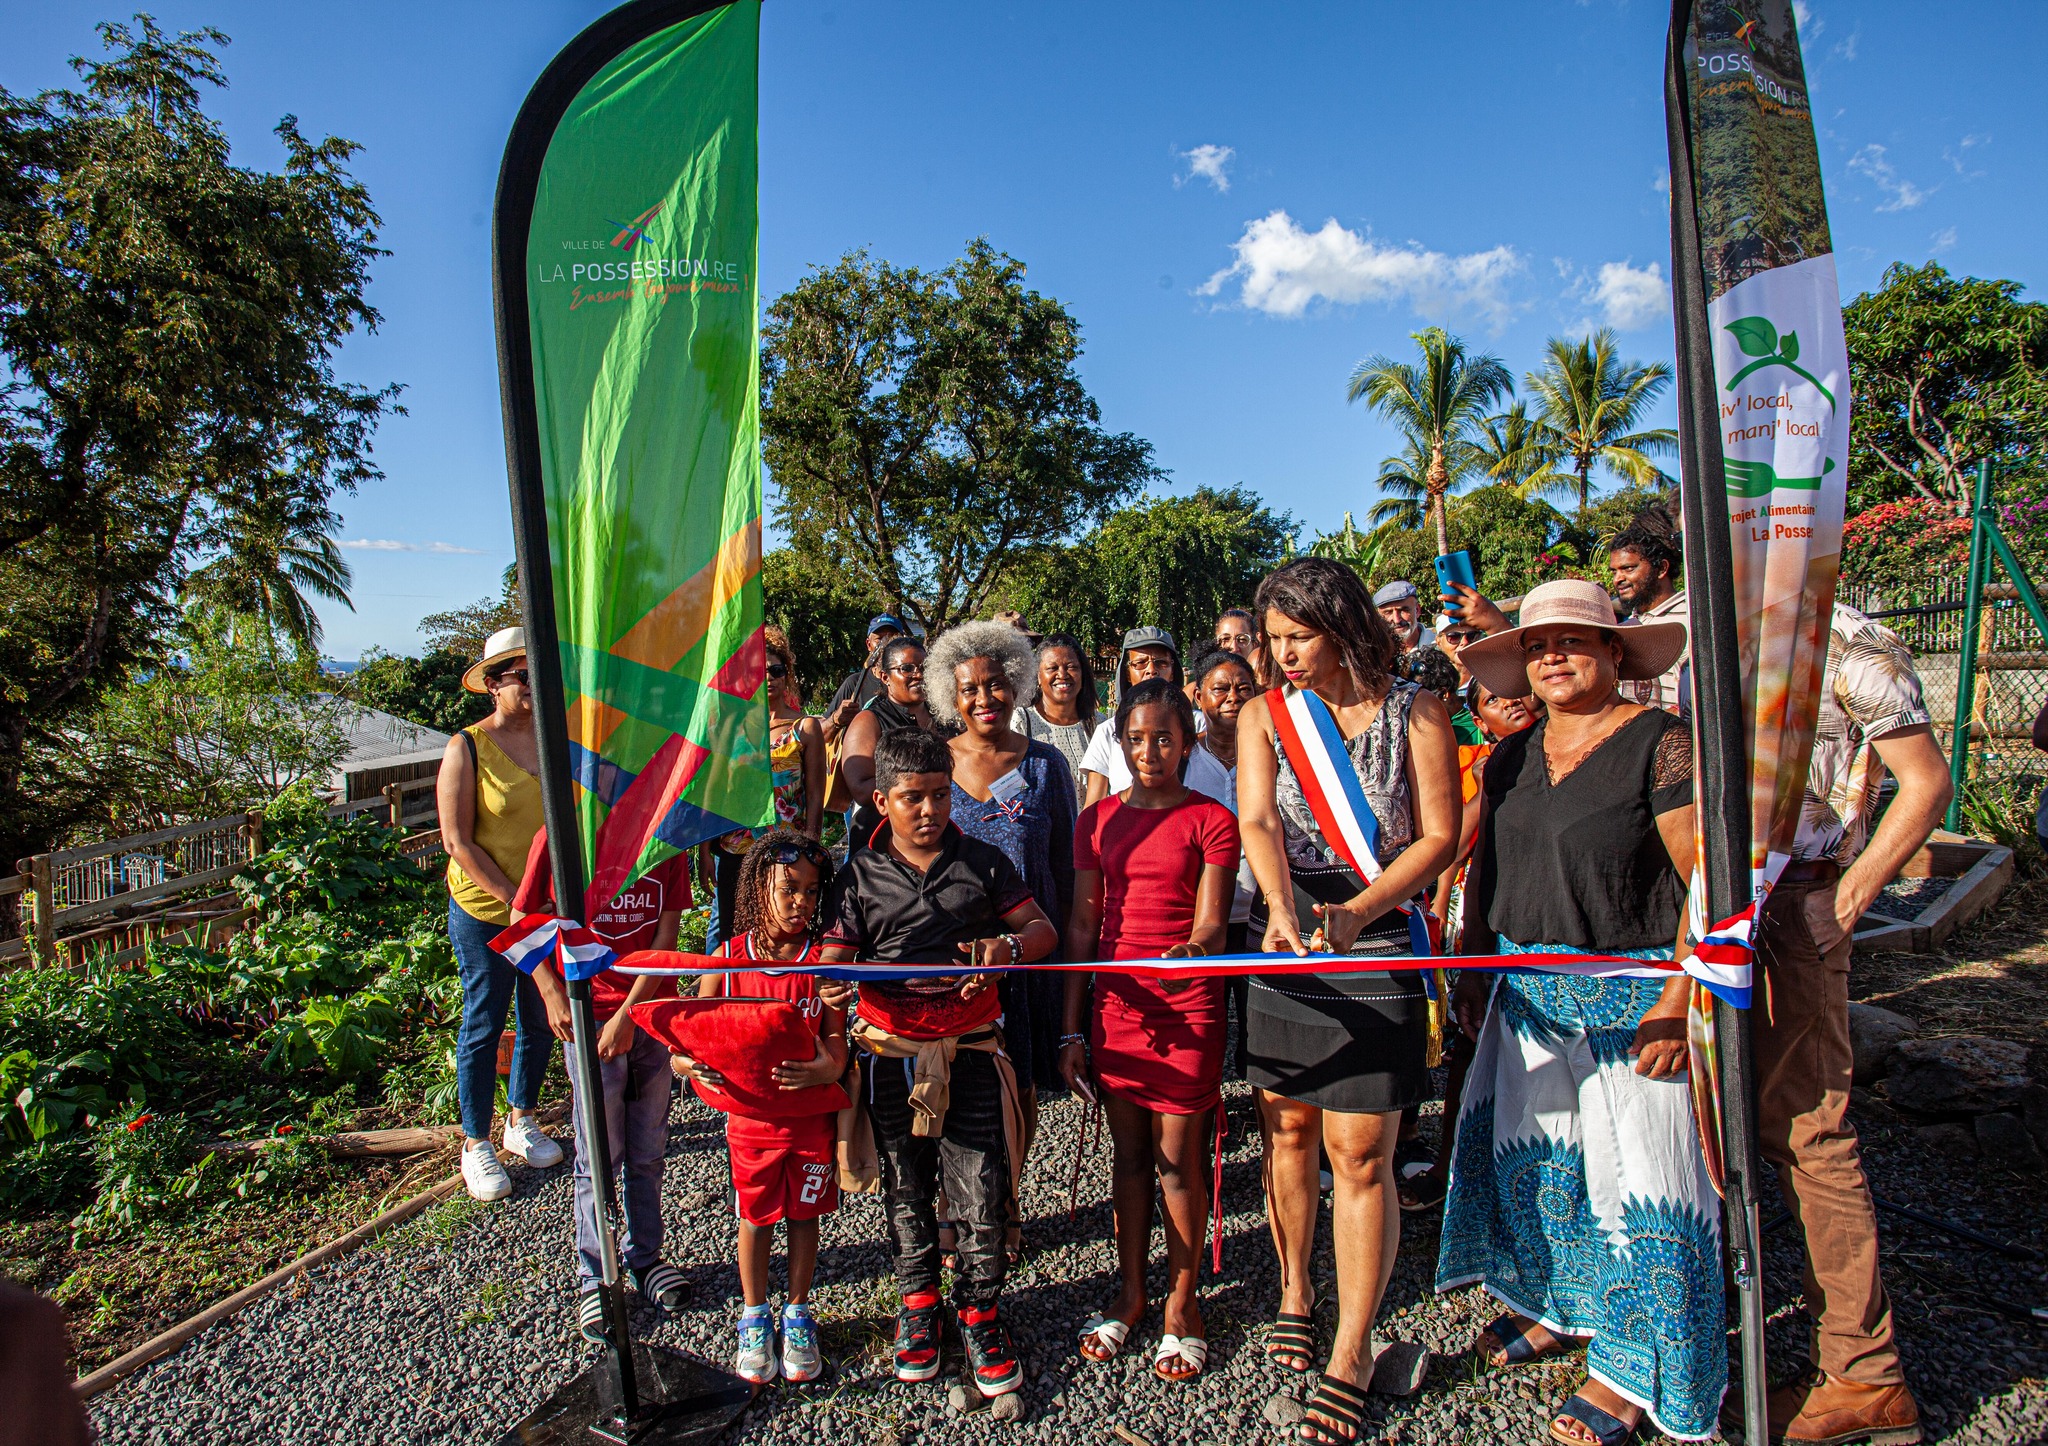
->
xmin=502 ymin=1117 xmax=564 ymax=1168
xmin=462 ymin=1140 xmax=513 ymax=1201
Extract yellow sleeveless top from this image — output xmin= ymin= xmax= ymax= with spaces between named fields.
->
xmin=446 ymin=725 xmax=544 ymax=925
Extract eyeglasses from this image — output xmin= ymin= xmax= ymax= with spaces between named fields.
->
xmin=765 ymin=662 xmax=789 ymax=679
xmin=487 ymin=668 xmax=530 ymax=687
xmin=888 ymin=663 xmax=925 ymax=676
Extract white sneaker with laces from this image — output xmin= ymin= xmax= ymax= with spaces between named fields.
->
xmin=502 ymin=1117 xmax=563 ymax=1168
xmin=462 ymin=1140 xmax=512 ymax=1201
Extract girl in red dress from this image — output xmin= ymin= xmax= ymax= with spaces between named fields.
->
xmin=672 ymin=829 xmax=845 ymax=1387
xmin=1059 ymin=679 xmax=1239 ymax=1383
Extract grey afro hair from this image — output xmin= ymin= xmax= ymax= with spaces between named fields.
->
xmin=924 ymin=619 xmax=1040 ymax=729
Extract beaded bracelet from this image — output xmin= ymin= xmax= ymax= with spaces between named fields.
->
xmin=1058 ymin=1032 xmax=1087 ymax=1048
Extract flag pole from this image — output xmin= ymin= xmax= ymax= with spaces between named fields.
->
xmin=491 ymin=3 xmax=749 ymax=1438
xmin=1664 ymin=3 xmax=1771 ymax=1440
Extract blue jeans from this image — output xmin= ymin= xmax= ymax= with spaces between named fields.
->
xmin=450 ymin=897 xmax=552 ymax=1142
xmin=568 ymin=1030 xmax=673 ymax=1287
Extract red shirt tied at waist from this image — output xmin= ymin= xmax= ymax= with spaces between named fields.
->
xmin=510 ymin=829 xmax=689 ymax=1020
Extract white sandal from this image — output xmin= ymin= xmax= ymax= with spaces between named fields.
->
xmin=1077 ymin=1314 xmax=1132 ymax=1361
xmin=1154 ymin=1334 xmax=1208 ymax=1380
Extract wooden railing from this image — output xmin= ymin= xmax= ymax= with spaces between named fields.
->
xmin=5 ymin=789 xmax=449 ymax=972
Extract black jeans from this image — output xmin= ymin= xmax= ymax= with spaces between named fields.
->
xmin=867 ymin=1048 xmax=1008 ymax=1308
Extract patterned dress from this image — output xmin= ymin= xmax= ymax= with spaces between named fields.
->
xmin=1435 ymin=715 xmax=1725 ymax=1440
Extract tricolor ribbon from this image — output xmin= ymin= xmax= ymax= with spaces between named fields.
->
xmin=491 ymin=913 xmax=618 ymax=982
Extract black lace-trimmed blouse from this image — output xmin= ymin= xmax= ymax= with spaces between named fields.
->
xmin=1470 ymin=708 xmax=1694 ymax=953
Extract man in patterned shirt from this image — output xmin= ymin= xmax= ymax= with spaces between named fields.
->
xmin=1753 ymin=602 xmax=1952 ymax=1445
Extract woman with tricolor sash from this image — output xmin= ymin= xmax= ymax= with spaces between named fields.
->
xmin=1434 ymin=578 xmax=1723 ymax=1446
xmin=1234 ymin=558 xmax=1461 ymax=1445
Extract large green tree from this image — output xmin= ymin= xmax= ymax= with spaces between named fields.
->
xmin=1347 ymin=327 xmax=1511 ymax=554
xmin=762 ymin=240 xmax=1159 ymax=635
xmin=0 ymin=20 xmax=395 ymax=855
xmin=1006 ymin=487 xmax=1293 ymax=659
xmin=761 ymin=546 xmax=885 ymax=710
xmin=1843 ymin=261 xmax=2048 ymax=515
xmin=1521 ymin=329 xmax=1676 ymax=514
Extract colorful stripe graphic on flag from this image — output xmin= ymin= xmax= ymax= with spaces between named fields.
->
xmin=514 ymin=2 xmax=770 ymax=916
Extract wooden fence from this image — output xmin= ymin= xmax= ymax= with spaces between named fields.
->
xmin=4 ymin=784 xmax=447 ymax=973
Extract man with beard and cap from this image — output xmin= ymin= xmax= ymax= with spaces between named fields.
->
xmin=1608 ymin=509 xmax=1691 ymax=718
xmin=1373 ymin=580 xmax=1435 ymax=651
xmin=1077 ymin=625 xmax=1221 ymax=809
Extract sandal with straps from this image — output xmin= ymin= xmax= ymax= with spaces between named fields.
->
xmin=1077 ymin=1313 xmax=1134 ymax=1363
xmin=1477 ymin=1313 xmax=1564 ymax=1369
xmin=1153 ymin=1334 xmax=1207 ymax=1381
xmin=1298 ymin=1373 xmax=1370 ymax=1443
xmin=1548 ymin=1393 xmax=1638 ymax=1446
xmin=1266 ymin=1311 xmax=1317 ymax=1373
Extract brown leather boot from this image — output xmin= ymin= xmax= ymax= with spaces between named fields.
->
xmin=1768 ymin=1371 xmax=1922 ymax=1445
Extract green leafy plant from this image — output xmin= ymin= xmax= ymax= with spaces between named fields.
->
xmin=73 ymin=1106 xmax=217 ymax=1242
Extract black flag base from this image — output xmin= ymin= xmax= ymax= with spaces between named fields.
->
xmin=498 ymin=1341 xmax=755 ymax=1445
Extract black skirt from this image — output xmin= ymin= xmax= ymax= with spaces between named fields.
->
xmin=1244 ymin=868 xmax=1429 ymax=1115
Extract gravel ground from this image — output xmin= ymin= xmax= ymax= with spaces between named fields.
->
xmin=1867 ymin=877 xmax=1955 ymax=922
xmin=88 ymin=1072 xmax=2048 ymax=1446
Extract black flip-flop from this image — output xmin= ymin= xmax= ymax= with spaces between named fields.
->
xmin=1548 ymin=1394 xmax=1637 ymax=1446
xmin=1479 ymin=1314 xmax=1544 ymax=1367
xmin=1266 ymin=1311 xmax=1317 ymax=1373
xmin=1398 ymin=1173 xmax=1447 ymax=1212
xmin=1297 ymin=1374 xmax=1369 ymax=1443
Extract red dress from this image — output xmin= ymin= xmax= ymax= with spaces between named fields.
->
xmin=718 ymin=936 xmax=839 ymax=1226
xmin=1073 ymin=791 xmax=1241 ymax=1114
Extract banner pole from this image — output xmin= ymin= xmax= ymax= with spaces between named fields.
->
xmin=1946 ymin=461 xmax=1992 ymax=829
xmin=1664 ymin=3 xmax=1770 ymax=1440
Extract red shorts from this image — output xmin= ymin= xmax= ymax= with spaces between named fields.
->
xmin=727 ymin=1113 xmax=838 ymax=1227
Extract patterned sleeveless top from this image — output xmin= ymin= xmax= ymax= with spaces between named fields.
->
xmin=1272 ymin=680 xmax=1419 ymax=879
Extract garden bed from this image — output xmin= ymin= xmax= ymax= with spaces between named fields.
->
xmin=1851 ymin=833 xmax=2016 ymax=955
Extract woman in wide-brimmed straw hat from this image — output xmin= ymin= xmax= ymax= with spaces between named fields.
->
xmin=1432 ymin=578 xmax=1724 ymax=1446
xmin=436 ymin=625 xmax=563 ymax=1202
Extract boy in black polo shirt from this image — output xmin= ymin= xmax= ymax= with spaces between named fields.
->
xmin=821 ymin=729 xmax=1058 ymax=1401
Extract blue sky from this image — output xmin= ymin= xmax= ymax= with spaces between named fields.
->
xmin=7 ymin=1 xmax=2043 ymax=658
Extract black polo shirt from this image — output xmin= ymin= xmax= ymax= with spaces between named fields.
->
xmin=825 ymin=823 xmax=1034 ymax=1038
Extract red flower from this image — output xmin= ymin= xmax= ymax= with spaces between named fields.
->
xmin=127 ymin=1114 xmax=154 ymax=1131
xmin=276 ymin=1124 xmax=295 ymax=1135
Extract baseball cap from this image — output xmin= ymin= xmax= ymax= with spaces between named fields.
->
xmin=866 ymin=613 xmax=907 ymax=635
xmin=1373 ymin=580 xmax=1419 ymax=607
xmin=1120 ymin=625 xmax=1176 ymax=653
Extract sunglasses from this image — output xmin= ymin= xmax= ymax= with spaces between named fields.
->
xmin=487 ymin=668 xmax=530 ymax=687
xmin=765 ymin=662 xmax=789 ymax=679
xmin=767 ymin=841 xmax=828 ymax=869
xmin=1442 ymin=631 xmax=1483 ymax=645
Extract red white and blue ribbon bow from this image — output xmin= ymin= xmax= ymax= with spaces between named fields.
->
xmin=491 ymin=913 xmax=617 ymax=982
xmin=1266 ymin=684 xmax=1434 ymax=959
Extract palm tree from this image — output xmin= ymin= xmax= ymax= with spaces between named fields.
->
xmin=1348 ymin=327 xmax=1512 ymax=554
xmin=186 ymin=493 xmax=355 ymax=651
xmin=1522 ymin=329 xmax=1678 ymax=513
xmin=1473 ymin=400 xmax=1573 ymax=500
xmin=1360 ymin=434 xmax=1481 ymax=530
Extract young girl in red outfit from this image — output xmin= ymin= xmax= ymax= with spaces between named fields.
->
xmin=1059 ymin=678 xmax=1239 ymax=1383
xmin=672 ymin=829 xmax=846 ymax=1386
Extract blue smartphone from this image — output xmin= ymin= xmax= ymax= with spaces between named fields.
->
xmin=1434 ymin=550 xmax=1477 ymax=616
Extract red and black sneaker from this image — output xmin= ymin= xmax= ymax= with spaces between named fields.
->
xmin=893 ymin=1291 xmax=943 ymax=1382
xmin=956 ymin=1302 xmax=1023 ymax=1397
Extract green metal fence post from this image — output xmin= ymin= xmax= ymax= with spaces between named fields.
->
xmin=1944 ymin=460 xmax=1993 ymax=830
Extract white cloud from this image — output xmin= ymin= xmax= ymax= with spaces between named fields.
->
xmin=1792 ymin=2 xmax=1822 ymax=39
xmin=1831 ymin=26 xmax=1859 ymax=61
xmin=1930 ymin=225 xmax=1959 ymax=254
xmin=1582 ymin=260 xmax=1671 ymax=331
xmin=339 ymin=538 xmax=489 ymax=555
xmin=1199 ymin=211 xmax=1524 ymax=327
xmin=1943 ymin=133 xmax=1989 ymax=178
xmin=1175 ymin=144 xmax=1234 ymax=193
xmin=1847 ymin=144 xmax=1930 ymax=212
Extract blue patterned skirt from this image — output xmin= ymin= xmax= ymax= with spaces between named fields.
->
xmin=1433 ymin=941 xmax=1727 ymax=1439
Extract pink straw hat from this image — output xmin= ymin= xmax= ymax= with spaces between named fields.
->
xmin=1457 ymin=579 xmax=1686 ymax=700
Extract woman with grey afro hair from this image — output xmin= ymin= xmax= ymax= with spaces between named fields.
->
xmin=925 ymin=620 xmax=1039 ymax=731
xmin=929 ymin=616 xmax=1079 ymax=1246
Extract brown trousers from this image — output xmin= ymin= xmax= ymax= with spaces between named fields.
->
xmin=1752 ymin=877 xmax=1904 ymax=1386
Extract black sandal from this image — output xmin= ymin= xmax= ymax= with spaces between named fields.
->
xmin=1266 ymin=1311 xmax=1316 ymax=1373
xmin=1548 ymin=1393 xmax=1637 ymax=1446
xmin=1298 ymin=1373 xmax=1369 ymax=1443
xmin=1477 ymin=1313 xmax=1551 ymax=1368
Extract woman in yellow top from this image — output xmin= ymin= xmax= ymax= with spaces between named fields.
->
xmin=437 ymin=627 xmax=562 ymax=1202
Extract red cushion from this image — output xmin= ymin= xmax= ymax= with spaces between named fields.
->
xmin=630 ymin=996 xmax=848 ymax=1119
